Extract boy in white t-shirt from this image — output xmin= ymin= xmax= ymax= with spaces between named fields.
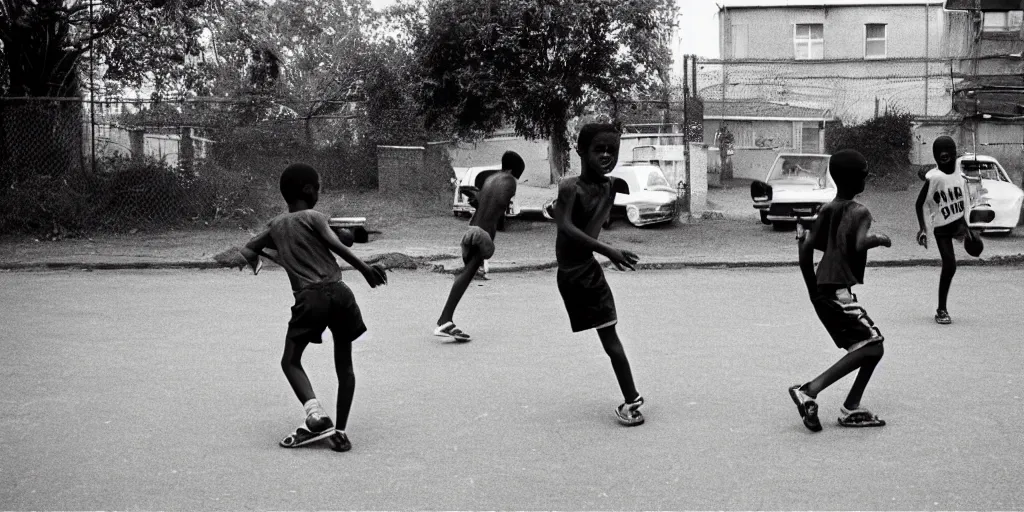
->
xmin=915 ymin=136 xmax=981 ymax=324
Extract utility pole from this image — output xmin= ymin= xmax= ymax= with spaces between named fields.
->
xmin=924 ymin=3 xmax=930 ymax=116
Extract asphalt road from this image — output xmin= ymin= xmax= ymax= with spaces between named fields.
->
xmin=1 ymin=267 xmax=1022 ymax=510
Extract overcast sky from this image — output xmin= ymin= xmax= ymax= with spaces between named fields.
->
xmin=367 ymin=0 xmax=722 ymax=59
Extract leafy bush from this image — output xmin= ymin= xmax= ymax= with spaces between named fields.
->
xmin=825 ymin=110 xmax=914 ymax=180
xmin=0 ymin=155 xmax=274 ymax=237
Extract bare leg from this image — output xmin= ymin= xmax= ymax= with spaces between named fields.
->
xmin=437 ymin=255 xmax=484 ymax=326
xmin=281 ymin=338 xmax=315 ymax=404
xmin=936 ymin=236 xmax=957 ymax=311
xmin=334 ymin=339 xmax=355 ymax=430
xmin=597 ymin=325 xmax=640 ymax=403
xmin=843 ymin=343 xmax=884 ymax=410
xmin=802 ymin=342 xmax=884 ymax=399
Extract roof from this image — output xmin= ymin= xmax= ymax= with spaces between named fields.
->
xmin=721 ymin=0 xmax=941 ymax=7
xmin=702 ymin=100 xmax=834 ymax=121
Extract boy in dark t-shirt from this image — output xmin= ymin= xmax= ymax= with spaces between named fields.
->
xmin=231 ymin=163 xmax=388 ymax=452
xmin=554 ymin=123 xmax=644 ymax=427
xmin=789 ymin=150 xmax=891 ymax=432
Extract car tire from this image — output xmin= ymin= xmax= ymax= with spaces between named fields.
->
xmin=760 ymin=211 xmax=771 ymax=225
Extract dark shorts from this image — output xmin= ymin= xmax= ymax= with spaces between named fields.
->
xmin=811 ymin=286 xmax=884 ymax=350
xmin=461 ymin=226 xmax=495 ymax=264
xmin=934 ymin=217 xmax=969 ymax=240
xmin=557 ymin=258 xmax=617 ymax=333
xmin=287 ymin=280 xmax=367 ymax=344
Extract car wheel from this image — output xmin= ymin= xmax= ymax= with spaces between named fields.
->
xmin=760 ymin=211 xmax=771 ymax=225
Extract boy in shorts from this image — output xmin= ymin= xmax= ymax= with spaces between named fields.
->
xmin=433 ymin=151 xmax=525 ymax=342
xmin=789 ymin=149 xmax=891 ymax=432
xmin=234 ymin=163 xmax=388 ymax=451
xmin=915 ymin=136 xmax=980 ymax=324
xmin=553 ymin=123 xmax=644 ymax=426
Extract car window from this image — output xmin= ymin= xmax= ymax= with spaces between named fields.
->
xmin=961 ymin=160 xmax=1008 ymax=182
xmin=646 ymin=170 xmax=672 ymax=189
xmin=768 ymin=156 xmax=830 ymax=184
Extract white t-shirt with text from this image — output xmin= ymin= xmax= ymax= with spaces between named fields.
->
xmin=924 ymin=168 xmax=968 ymax=228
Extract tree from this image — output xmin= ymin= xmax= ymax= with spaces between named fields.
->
xmin=415 ymin=0 xmax=676 ymax=183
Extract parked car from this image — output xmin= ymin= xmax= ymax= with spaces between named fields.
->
xmin=750 ymin=153 xmax=835 ymax=228
xmin=451 ymin=165 xmax=552 ymax=226
xmin=955 ymin=154 xmax=1023 ymax=234
xmin=541 ymin=164 xmax=678 ymax=227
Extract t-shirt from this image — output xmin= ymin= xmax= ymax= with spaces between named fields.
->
xmin=267 ymin=209 xmax=342 ymax=291
xmin=813 ymin=199 xmax=871 ymax=289
xmin=554 ymin=175 xmax=617 ymax=268
xmin=924 ymin=168 xmax=968 ymax=228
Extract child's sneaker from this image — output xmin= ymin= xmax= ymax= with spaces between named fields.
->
xmin=329 ymin=431 xmax=352 ymax=452
xmin=935 ymin=309 xmax=952 ymax=324
xmin=279 ymin=413 xmax=335 ymax=448
xmin=788 ymin=384 xmax=822 ymax=432
xmin=615 ymin=395 xmax=645 ymax=426
xmin=433 ymin=321 xmax=471 ymax=342
xmin=837 ymin=406 xmax=886 ymax=427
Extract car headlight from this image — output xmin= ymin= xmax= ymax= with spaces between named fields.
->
xmin=627 ymin=205 xmax=641 ymax=224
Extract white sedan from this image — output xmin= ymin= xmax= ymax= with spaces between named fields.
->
xmin=751 ymin=153 xmax=835 ymax=229
xmin=541 ymin=164 xmax=679 ymax=227
xmin=956 ymin=154 xmax=1023 ymax=234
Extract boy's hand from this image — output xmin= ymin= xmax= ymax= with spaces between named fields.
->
xmin=916 ymin=229 xmax=928 ymax=248
xmin=875 ymin=234 xmax=892 ymax=248
xmin=239 ymin=247 xmax=262 ymax=275
xmin=361 ymin=263 xmax=388 ymax=288
xmin=609 ymin=248 xmax=639 ymax=271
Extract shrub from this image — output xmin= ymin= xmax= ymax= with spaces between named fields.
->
xmin=825 ymin=110 xmax=914 ymax=180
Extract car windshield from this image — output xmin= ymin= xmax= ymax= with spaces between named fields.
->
xmin=961 ymin=159 xmax=1008 ymax=182
xmin=645 ymin=170 xmax=673 ymax=191
xmin=767 ymin=156 xmax=830 ymax=185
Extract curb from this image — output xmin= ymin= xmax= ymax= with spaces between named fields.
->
xmin=2 ymin=253 xmax=1022 ymax=273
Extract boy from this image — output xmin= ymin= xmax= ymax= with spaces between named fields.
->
xmin=915 ymin=136 xmax=980 ymax=324
xmin=233 ymin=163 xmax=388 ymax=451
xmin=789 ymin=149 xmax=890 ymax=432
xmin=553 ymin=123 xmax=645 ymax=426
xmin=433 ymin=151 xmax=525 ymax=342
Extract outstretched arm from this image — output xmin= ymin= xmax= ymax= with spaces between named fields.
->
xmin=311 ymin=216 xmax=386 ymax=287
xmin=553 ymin=182 xmax=636 ymax=269
xmin=854 ymin=210 xmax=891 ymax=253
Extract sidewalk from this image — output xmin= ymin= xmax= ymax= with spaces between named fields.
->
xmin=2 ymin=183 xmax=1022 ymax=271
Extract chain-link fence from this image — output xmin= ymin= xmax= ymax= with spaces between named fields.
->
xmin=0 ymin=97 xmax=379 ymax=236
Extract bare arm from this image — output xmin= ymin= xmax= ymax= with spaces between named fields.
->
xmin=915 ymin=180 xmax=929 ymax=232
xmin=854 ymin=209 xmax=890 ymax=253
xmin=553 ymin=182 xmax=618 ymax=260
xmin=797 ymin=222 xmax=819 ymax=295
xmin=311 ymin=217 xmax=373 ymax=274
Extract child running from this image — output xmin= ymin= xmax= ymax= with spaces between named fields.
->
xmin=789 ymin=149 xmax=890 ymax=432
xmin=233 ymin=163 xmax=387 ymax=451
xmin=433 ymin=151 xmax=525 ymax=342
xmin=915 ymin=136 xmax=980 ymax=324
xmin=553 ymin=123 xmax=645 ymax=426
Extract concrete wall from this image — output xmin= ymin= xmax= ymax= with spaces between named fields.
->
xmin=703 ymin=120 xmax=795 ymax=149
xmin=447 ymin=136 xmax=552 ymax=185
xmin=723 ymin=4 xmax=945 ymax=60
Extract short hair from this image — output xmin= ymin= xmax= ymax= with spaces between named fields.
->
xmin=279 ymin=163 xmax=319 ymax=203
xmin=501 ymin=151 xmax=525 ymax=174
xmin=576 ymin=123 xmax=621 ymax=153
xmin=829 ymin=149 xmax=868 ymax=191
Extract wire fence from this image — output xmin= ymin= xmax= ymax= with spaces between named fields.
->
xmin=0 ymin=97 xmax=379 ymax=236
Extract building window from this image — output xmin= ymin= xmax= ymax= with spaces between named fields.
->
xmin=982 ymin=10 xmax=1023 ymax=31
xmin=865 ymin=24 xmax=886 ymax=59
xmin=794 ymin=24 xmax=823 ymax=60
